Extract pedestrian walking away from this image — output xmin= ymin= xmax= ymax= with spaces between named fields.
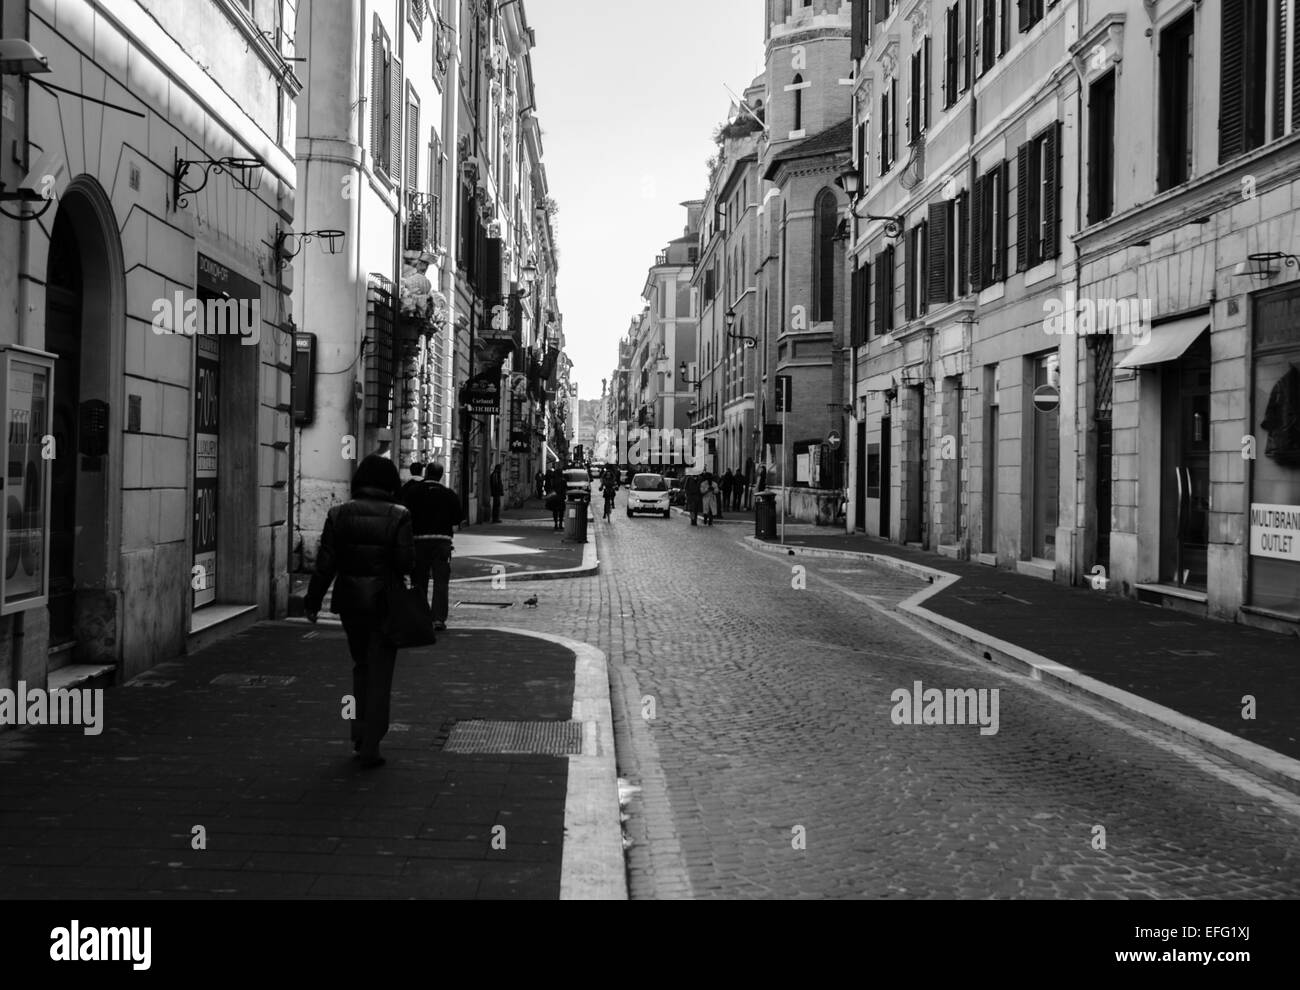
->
xmin=546 ymin=466 xmax=566 ymax=530
xmin=721 ymin=469 xmax=734 ymax=516
xmin=304 ymin=454 xmax=415 ymax=769
xmin=701 ymin=473 xmax=718 ymax=526
xmin=400 ymin=461 xmax=463 ymax=632
xmin=685 ymin=472 xmax=702 ymax=526
xmin=489 ymin=463 xmax=504 ymax=523
xmin=732 ymin=466 xmax=746 ymax=511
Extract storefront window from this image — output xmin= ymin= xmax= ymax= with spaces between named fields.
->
xmin=1249 ymin=288 xmax=1300 ymax=617
xmin=0 ymin=349 xmax=54 ymax=614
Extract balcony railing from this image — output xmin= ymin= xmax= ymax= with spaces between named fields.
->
xmin=406 ymin=191 xmax=435 ymax=253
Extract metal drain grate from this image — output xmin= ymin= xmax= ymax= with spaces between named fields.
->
xmin=209 ymin=674 xmax=298 ymax=687
xmin=442 ymin=719 xmax=583 ymax=755
xmin=954 ymin=594 xmax=1030 ymax=606
xmin=454 ymin=601 xmax=515 ymax=610
xmin=1166 ymin=649 xmax=1216 ymax=658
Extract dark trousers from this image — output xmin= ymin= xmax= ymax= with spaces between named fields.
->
xmin=413 ymin=539 xmax=453 ymax=623
xmin=491 ymin=495 xmax=502 ymax=522
xmin=340 ymin=611 xmax=397 ymax=760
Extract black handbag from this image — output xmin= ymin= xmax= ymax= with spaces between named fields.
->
xmin=381 ymin=576 xmax=437 ymax=648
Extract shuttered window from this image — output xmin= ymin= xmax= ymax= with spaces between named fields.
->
xmin=429 ymin=128 xmax=444 ymax=248
xmin=874 ymin=246 xmax=895 ymax=335
xmin=406 ymin=89 xmax=420 ymax=189
xmin=944 ymin=5 xmax=958 ymax=110
xmin=971 ymin=162 xmax=1008 ymax=288
xmin=852 ymin=0 xmax=871 ymax=60
xmin=389 ymin=55 xmax=404 ymax=183
xmin=1218 ymin=0 xmax=1265 ymax=161
xmin=904 ymin=221 xmax=928 ymax=320
xmin=370 ymin=20 xmax=389 ymax=172
xmin=956 ymin=189 xmax=969 ymax=297
xmin=851 ymin=260 xmax=871 ymax=348
xmin=1015 ymin=123 xmax=1059 ymax=272
xmin=927 ymin=199 xmax=952 ymax=305
xmin=1017 ymin=0 xmax=1044 ymax=33
xmin=1158 ymin=11 xmax=1195 ymax=190
xmin=1087 ymin=70 xmax=1116 ymax=224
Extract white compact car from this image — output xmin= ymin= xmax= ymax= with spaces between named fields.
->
xmin=626 ymin=473 xmax=671 ymax=518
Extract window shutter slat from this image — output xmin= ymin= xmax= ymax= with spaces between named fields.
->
xmin=998 ymin=161 xmax=1009 ymax=281
xmin=1293 ymin=0 xmax=1300 ymax=134
xmin=905 ymin=226 xmax=916 ymax=320
xmin=927 ymin=200 xmax=950 ymax=304
xmin=970 ymin=174 xmax=985 ymax=292
xmin=407 ymin=100 xmax=419 ymax=189
xmin=923 ymin=36 xmax=931 ymax=129
xmin=864 ymin=260 xmax=872 ymax=342
xmin=1276 ymin=0 xmax=1287 ymax=139
xmin=1043 ymin=122 xmax=1060 ymax=259
xmin=390 ymin=56 xmax=404 ymax=180
xmin=1016 ymin=142 xmax=1031 ymax=272
xmin=1219 ymin=0 xmax=1246 ymax=161
xmin=919 ymin=220 xmax=928 ymax=314
xmin=956 ymin=189 xmax=969 ymax=296
xmin=371 ymin=29 xmax=384 ymax=168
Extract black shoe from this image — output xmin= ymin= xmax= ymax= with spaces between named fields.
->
xmin=359 ymin=755 xmax=386 ymax=769
xmin=434 ymin=620 xmax=447 ymax=631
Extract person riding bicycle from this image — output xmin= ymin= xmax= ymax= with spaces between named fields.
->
xmin=601 ymin=475 xmax=619 ymax=519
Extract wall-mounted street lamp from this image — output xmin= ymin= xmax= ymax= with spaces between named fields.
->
xmin=274 ymin=227 xmax=346 ymax=269
xmin=0 ymin=39 xmax=53 ymax=221
xmin=173 ymin=150 xmax=265 ymax=210
xmin=834 ymin=164 xmax=904 ymax=239
xmin=0 ymin=38 xmax=49 ymax=74
xmin=679 ymin=361 xmax=702 ymax=390
xmin=725 ymin=308 xmax=757 ymax=349
xmin=1232 ymin=251 xmax=1299 ymax=282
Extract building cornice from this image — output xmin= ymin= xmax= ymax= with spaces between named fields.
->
xmin=1073 ymin=132 xmax=1300 ymax=263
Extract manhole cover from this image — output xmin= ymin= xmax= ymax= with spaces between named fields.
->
xmin=453 ymin=601 xmax=515 ymax=610
xmin=442 ymin=720 xmax=583 ymax=755
xmin=209 ymin=674 xmax=298 ymax=687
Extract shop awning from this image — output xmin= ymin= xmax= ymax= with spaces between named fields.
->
xmin=1117 ymin=318 xmax=1209 ymax=369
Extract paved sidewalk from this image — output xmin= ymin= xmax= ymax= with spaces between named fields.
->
xmin=0 ymin=621 xmax=622 ymax=900
xmin=751 ymin=528 xmax=1300 ymax=770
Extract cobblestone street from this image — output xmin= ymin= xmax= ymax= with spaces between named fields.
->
xmin=462 ymin=502 xmax=1300 ymax=899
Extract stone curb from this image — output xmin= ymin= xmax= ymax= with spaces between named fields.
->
xmin=449 ymin=528 xmax=599 ymax=585
xmin=280 ymin=618 xmax=627 ymax=899
xmin=743 ymin=536 xmax=1300 ymax=798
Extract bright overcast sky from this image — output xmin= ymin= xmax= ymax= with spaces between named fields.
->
xmin=527 ymin=0 xmax=765 ymax=402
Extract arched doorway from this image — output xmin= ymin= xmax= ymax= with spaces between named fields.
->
xmin=43 ymin=180 xmax=125 ymax=668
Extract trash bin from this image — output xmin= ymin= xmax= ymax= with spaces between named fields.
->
xmin=564 ymin=494 xmax=589 ymax=543
xmin=754 ymin=491 xmax=776 ymax=541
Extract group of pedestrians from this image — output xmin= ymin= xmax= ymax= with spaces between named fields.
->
xmin=303 ymin=454 xmax=463 ymax=769
xmin=683 ymin=467 xmax=754 ymax=527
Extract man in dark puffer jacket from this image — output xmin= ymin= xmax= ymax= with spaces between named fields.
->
xmin=304 ymin=454 xmax=414 ymax=768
